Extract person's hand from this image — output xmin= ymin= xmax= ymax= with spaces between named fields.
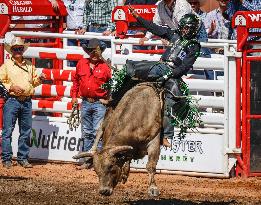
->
xmin=71 ymin=98 xmax=78 ymax=105
xmin=156 ymin=76 xmax=166 ymax=87
xmin=10 ymin=85 xmax=25 ymax=95
xmin=208 ymin=20 xmax=216 ymax=35
xmin=77 ymin=28 xmax=86 ymax=35
xmin=161 ymin=39 xmax=169 ymax=46
xmin=39 ymin=73 xmax=46 ymax=82
xmin=139 ymin=37 xmax=149 ymax=45
xmin=48 ymin=0 xmax=59 ymax=11
xmin=128 ymin=5 xmax=139 ymax=18
xmin=99 ymin=98 xmax=109 ymax=105
xmin=110 ymin=31 xmax=116 ymax=36
xmin=103 ymin=30 xmax=112 ymax=36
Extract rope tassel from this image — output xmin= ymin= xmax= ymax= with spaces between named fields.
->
xmin=67 ymin=103 xmax=80 ymax=131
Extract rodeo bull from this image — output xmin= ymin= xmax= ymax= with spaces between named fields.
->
xmin=73 ymin=83 xmax=163 ymax=197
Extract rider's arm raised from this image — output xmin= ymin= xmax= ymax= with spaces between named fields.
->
xmin=136 ymin=16 xmax=174 ymax=41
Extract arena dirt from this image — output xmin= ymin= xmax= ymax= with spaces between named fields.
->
xmin=0 ymin=163 xmax=260 ymax=205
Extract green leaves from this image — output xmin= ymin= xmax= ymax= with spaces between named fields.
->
xmin=101 ymin=67 xmax=128 ymax=92
xmin=169 ymin=81 xmax=202 ymax=139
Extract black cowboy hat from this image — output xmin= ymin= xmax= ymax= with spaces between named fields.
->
xmin=81 ymin=38 xmax=106 ymax=53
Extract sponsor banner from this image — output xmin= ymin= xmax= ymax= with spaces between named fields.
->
xmin=12 ymin=118 xmax=225 ymax=174
xmin=131 ymin=133 xmax=225 ymax=174
xmin=12 ymin=118 xmax=83 ymax=162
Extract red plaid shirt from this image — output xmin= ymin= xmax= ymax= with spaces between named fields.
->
xmin=71 ymin=58 xmax=111 ymax=98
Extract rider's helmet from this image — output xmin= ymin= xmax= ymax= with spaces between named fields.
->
xmin=178 ymin=13 xmax=200 ymax=39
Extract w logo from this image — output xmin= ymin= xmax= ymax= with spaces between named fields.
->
xmin=248 ymin=14 xmax=261 ymax=22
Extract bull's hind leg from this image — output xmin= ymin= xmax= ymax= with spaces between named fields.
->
xmin=146 ymin=134 xmax=161 ymax=197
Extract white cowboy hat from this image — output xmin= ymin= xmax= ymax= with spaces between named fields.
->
xmin=4 ymin=37 xmax=29 ymax=54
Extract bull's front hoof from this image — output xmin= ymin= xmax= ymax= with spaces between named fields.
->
xmin=99 ymin=188 xmax=113 ymax=196
xmin=148 ymin=186 xmax=160 ymax=197
xmin=120 ymin=174 xmax=128 ymax=184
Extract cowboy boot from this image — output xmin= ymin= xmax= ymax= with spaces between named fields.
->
xmin=162 ymin=137 xmax=171 ymax=148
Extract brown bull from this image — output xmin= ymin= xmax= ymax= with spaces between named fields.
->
xmin=73 ymin=83 xmax=163 ymax=197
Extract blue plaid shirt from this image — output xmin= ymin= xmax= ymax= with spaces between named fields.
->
xmin=242 ymin=0 xmax=261 ymax=11
xmin=226 ymin=0 xmax=261 ymax=40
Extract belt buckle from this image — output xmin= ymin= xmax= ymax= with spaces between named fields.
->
xmin=18 ymin=96 xmax=27 ymax=101
xmin=87 ymin=98 xmax=95 ymax=103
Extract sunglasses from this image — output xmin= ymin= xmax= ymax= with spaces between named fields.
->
xmin=11 ymin=46 xmax=25 ymax=53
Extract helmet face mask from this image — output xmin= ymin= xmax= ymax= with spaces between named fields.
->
xmin=178 ymin=14 xmax=200 ymax=39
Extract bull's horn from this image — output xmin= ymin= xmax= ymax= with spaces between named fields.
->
xmin=72 ymin=152 xmax=94 ymax=159
xmin=109 ymin=146 xmax=133 ymax=157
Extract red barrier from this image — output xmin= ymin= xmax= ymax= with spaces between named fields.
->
xmin=112 ymin=5 xmax=156 ymax=38
xmin=233 ymin=11 xmax=261 ymax=177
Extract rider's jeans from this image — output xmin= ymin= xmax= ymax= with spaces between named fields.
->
xmin=2 ymin=97 xmax=32 ymax=162
xmin=163 ymin=97 xmax=175 ymax=139
xmin=81 ymin=100 xmax=106 ymax=152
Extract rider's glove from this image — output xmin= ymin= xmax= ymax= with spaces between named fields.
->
xmin=156 ymin=74 xmax=169 ymax=87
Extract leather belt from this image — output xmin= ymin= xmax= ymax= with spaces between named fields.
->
xmin=82 ymin=97 xmax=100 ymax=103
xmin=10 ymin=95 xmax=31 ymax=101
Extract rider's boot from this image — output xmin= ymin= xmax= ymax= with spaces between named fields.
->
xmin=161 ymin=113 xmax=174 ymax=148
xmin=162 ymin=137 xmax=171 ymax=147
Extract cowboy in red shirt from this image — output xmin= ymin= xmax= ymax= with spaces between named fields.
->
xmin=71 ymin=38 xmax=111 ymax=169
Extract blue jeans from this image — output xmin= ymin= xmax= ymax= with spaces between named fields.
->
xmin=1 ymin=97 xmax=32 ymax=162
xmin=81 ymin=100 xmax=106 ymax=152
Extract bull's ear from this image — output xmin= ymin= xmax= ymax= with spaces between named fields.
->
xmin=109 ymin=146 xmax=133 ymax=157
xmin=72 ymin=152 xmax=94 ymax=159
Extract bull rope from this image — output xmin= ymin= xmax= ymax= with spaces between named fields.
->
xmin=67 ymin=103 xmax=80 ymax=131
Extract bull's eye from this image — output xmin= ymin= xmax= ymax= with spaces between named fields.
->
xmin=108 ymin=165 xmax=113 ymax=171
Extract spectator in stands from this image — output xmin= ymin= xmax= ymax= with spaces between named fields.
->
xmin=62 ymin=0 xmax=86 ymax=67
xmin=188 ymin=0 xmax=213 ymax=80
xmin=77 ymin=0 xmax=117 ymax=36
xmin=204 ymin=0 xmax=231 ymax=41
xmin=71 ymin=39 xmax=111 ymax=170
xmin=139 ymin=0 xmax=193 ymax=45
xmin=63 ymin=0 xmax=86 ymax=33
xmin=204 ymin=0 xmax=231 ymax=79
xmin=188 ymin=0 xmax=207 ymax=20
xmin=0 ymin=37 xmax=46 ymax=169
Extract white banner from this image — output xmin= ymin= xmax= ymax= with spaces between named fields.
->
xmin=12 ymin=117 xmax=83 ymax=162
xmin=131 ymin=133 xmax=225 ymax=174
xmin=12 ymin=117 xmax=226 ymax=174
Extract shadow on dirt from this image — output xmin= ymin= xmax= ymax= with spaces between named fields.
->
xmin=0 ymin=175 xmax=29 ymax=181
xmin=127 ymin=199 xmax=235 ymax=205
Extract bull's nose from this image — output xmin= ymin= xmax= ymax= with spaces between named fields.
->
xmin=99 ymin=188 xmax=113 ymax=196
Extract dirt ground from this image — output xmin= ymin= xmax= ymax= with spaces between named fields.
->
xmin=0 ymin=162 xmax=260 ymax=205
